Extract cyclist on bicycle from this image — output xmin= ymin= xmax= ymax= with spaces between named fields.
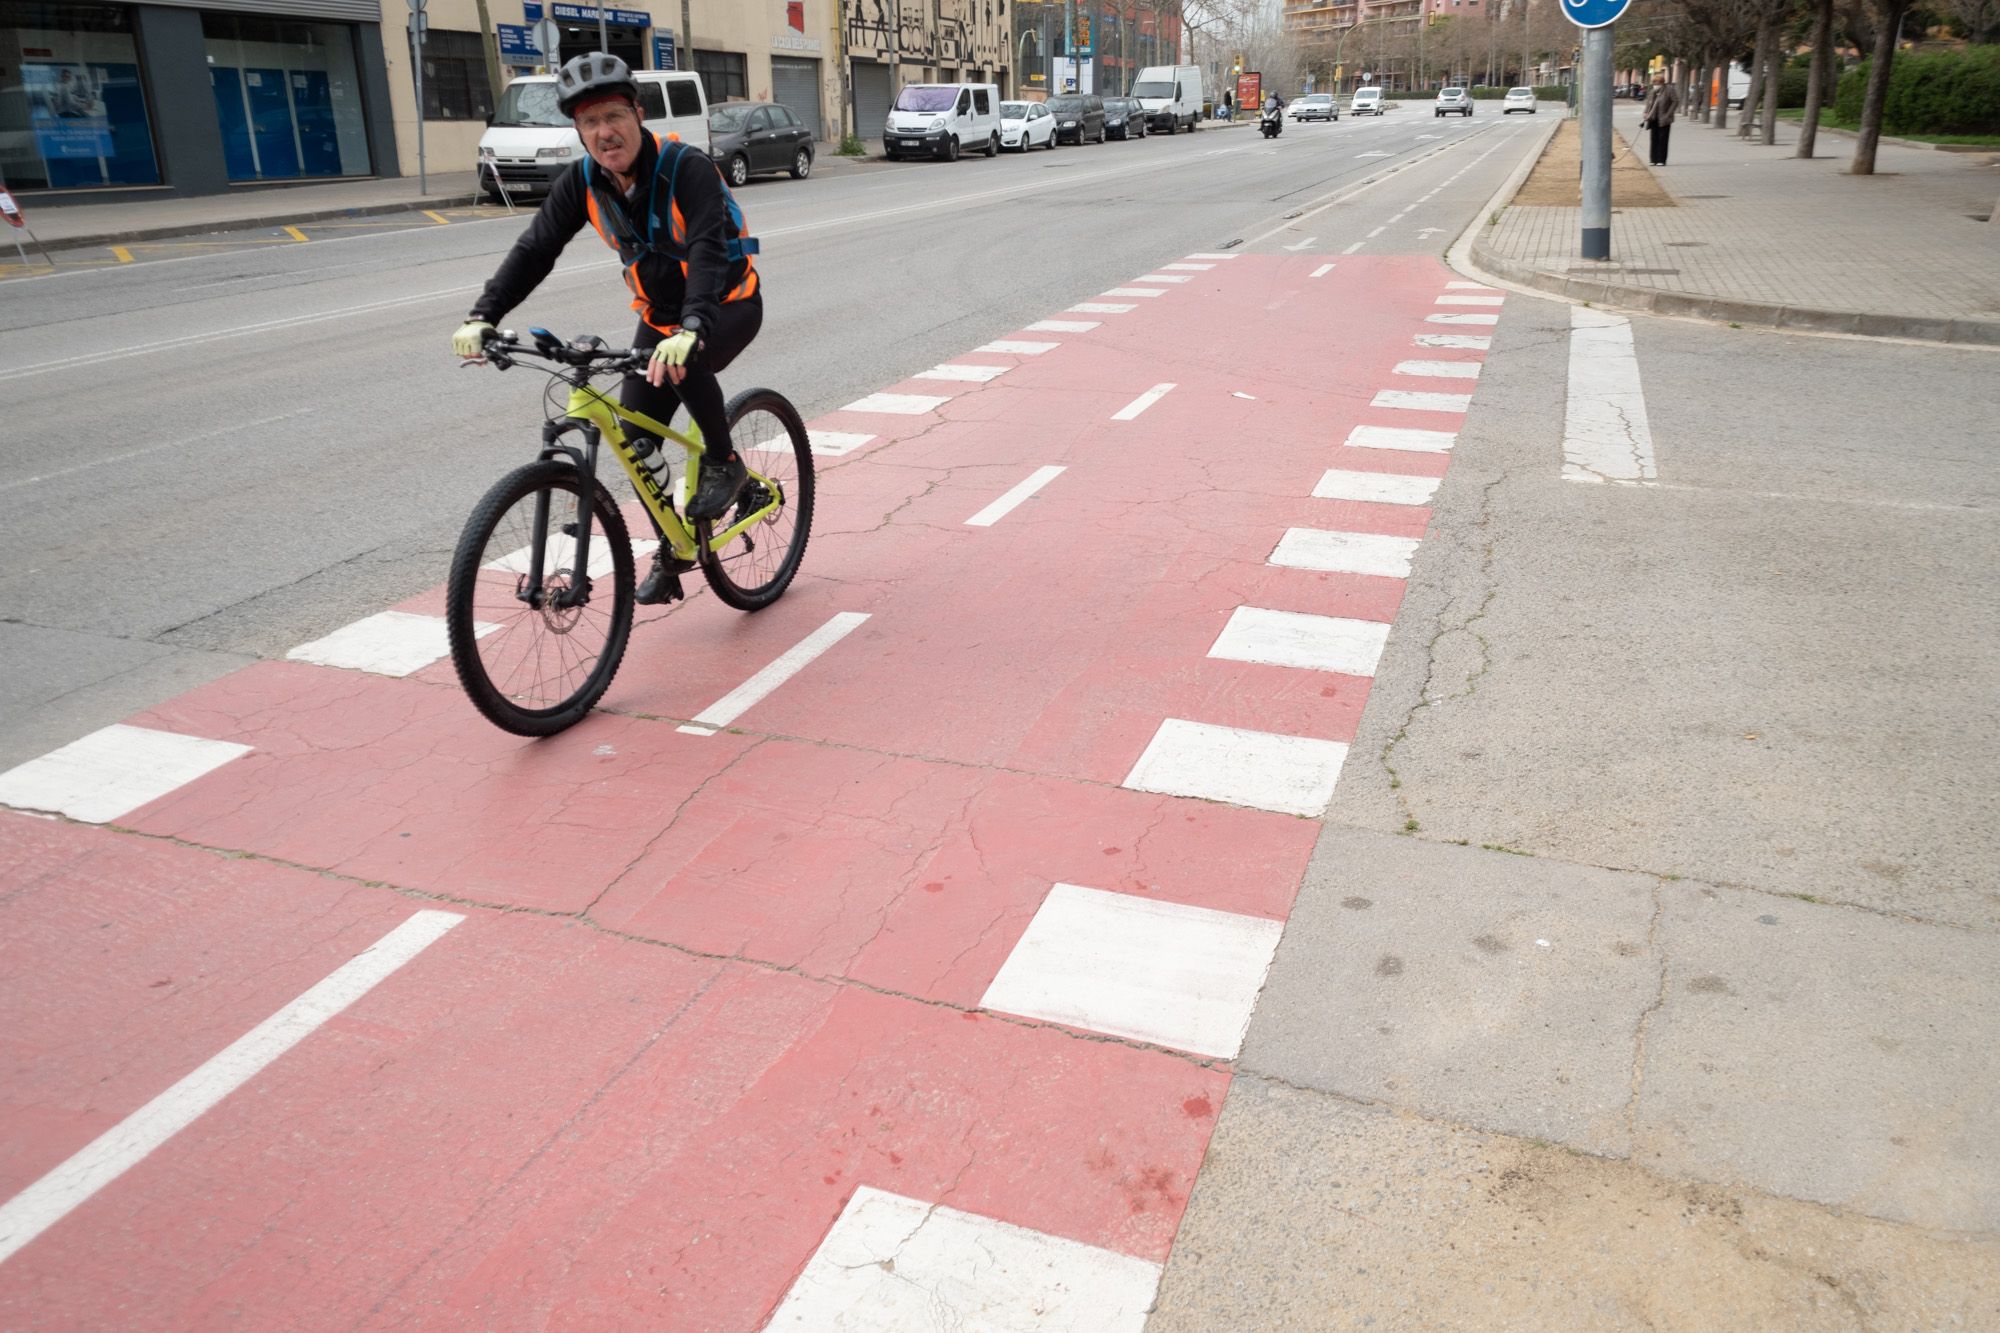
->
xmin=452 ymin=51 xmax=762 ymax=604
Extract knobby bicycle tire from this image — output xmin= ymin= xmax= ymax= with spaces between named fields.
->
xmin=446 ymin=459 xmax=635 ymax=736
xmin=697 ymin=388 xmax=815 ymax=612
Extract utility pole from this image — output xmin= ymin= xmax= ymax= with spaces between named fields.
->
xmin=1561 ymin=0 xmax=1627 ymax=259
xmin=681 ymin=0 xmax=691 ymax=72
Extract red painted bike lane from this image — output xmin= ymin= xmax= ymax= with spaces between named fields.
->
xmin=0 ymin=255 xmax=1502 ymax=1324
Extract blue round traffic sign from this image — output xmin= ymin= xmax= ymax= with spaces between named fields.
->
xmin=1561 ymin=0 xmax=1630 ymax=28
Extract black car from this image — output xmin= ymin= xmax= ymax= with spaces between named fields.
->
xmin=1102 ymin=96 xmax=1148 ymax=140
xmin=708 ymin=101 xmax=816 ymax=186
xmin=1046 ymin=94 xmax=1106 ymax=145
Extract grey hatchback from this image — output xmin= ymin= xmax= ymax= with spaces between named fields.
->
xmin=708 ymin=102 xmax=816 ymax=186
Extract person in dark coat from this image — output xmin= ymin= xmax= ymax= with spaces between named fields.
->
xmin=1642 ymin=73 xmax=1680 ymax=166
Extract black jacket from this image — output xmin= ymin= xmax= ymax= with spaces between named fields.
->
xmin=468 ymin=133 xmax=755 ymax=334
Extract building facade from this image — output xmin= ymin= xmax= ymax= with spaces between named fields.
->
xmin=841 ymin=0 xmax=1009 ymax=135
xmin=1010 ymin=0 xmax=1180 ymax=101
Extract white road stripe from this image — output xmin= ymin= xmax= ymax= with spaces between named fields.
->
xmin=840 ymin=392 xmax=950 ymax=415
xmin=1366 ymin=226 xmax=1387 ymax=238
xmin=1102 ymin=287 xmax=1166 ymax=298
xmin=1426 ymin=313 xmax=1499 ymax=326
xmin=1346 ymin=424 xmax=1457 ymax=453
xmin=1313 ymin=468 xmax=1442 ymax=505
xmin=965 ymin=465 xmax=1066 ymax=527
xmin=1209 ymin=606 xmax=1393 ymax=677
xmin=1112 ymin=383 xmax=1176 ymax=420
xmin=1342 ymin=240 xmax=1366 ymax=254
xmin=0 ymin=910 xmax=464 ymax=1267
xmin=1123 ymin=718 xmax=1349 ymax=818
xmin=1372 ymin=389 xmax=1472 ymax=414
xmin=1132 ymin=273 xmax=1193 ymax=283
xmin=1269 ymin=528 xmax=1421 ymax=579
xmin=1415 ymin=334 xmax=1491 ymax=349
xmin=1069 ymin=302 xmax=1137 ymax=314
xmin=915 ymin=363 xmax=1009 ymax=382
xmin=1161 ymin=262 xmax=1214 ymax=271
xmin=287 ymin=610 xmax=496 ymax=678
xmin=1029 ymin=319 xmax=1100 ymax=332
xmin=1310 ymin=263 xmax=1335 ymax=278
xmin=0 ymin=724 xmax=252 ymax=824
xmin=485 ymin=532 xmax=657 ymax=579
xmin=1563 ymin=307 xmax=1657 ymax=485
xmin=1435 ymin=295 xmax=1505 ymax=306
xmin=1394 ymin=359 xmax=1482 ymax=379
xmin=804 ymin=430 xmax=877 ymax=456
xmin=977 ymin=339 xmax=1059 ymax=355
xmin=679 ymin=612 xmax=870 ymax=734
xmin=1446 ymin=281 xmax=1498 ymax=290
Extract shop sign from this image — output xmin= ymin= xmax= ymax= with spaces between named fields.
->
xmin=499 ymin=23 xmax=538 ymax=60
xmin=523 ymin=2 xmax=652 ymax=29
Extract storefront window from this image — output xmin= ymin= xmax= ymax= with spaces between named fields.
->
xmin=202 ymin=12 xmax=370 ymax=182
xmin=692 ymin=49 xmax=746 ymax=103
xmin=0 ymin=0 xmax=160 ymax=190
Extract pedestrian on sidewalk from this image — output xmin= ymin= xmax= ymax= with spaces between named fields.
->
xmin=1221 ymin=90 xmax=1233 ymax=121
xmin=1642 ymin=72 xmax=1680 ymax=166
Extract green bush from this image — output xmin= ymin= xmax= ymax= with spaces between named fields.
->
xmin=1834 ymin=44 xmax=2000 ymax=133
xmin=1777 ymin=54 xmax=1810 ymax=109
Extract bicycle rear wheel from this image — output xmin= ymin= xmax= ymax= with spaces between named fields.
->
xmin=446 ymin=459 xmax=635 ymax=736
xmin=697 ymin=388 xmax=815 ymax=611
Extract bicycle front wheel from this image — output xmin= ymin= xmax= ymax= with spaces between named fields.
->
xmin=446 ymin=459 xmax=635 ymax=736
xmin=698 ymin=387 xmax=815 ymax=611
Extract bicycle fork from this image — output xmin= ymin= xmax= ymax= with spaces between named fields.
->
xmin=523 ymin=420 xmax=602 ymax=613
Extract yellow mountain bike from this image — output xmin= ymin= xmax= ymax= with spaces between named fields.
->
xmin=445 ymin=327 xmax=813 ymax=737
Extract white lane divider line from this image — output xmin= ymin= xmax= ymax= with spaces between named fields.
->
xmin=1415 ymin=333 xmax=1491 ymax=350
xmin=1029 ymin=319 xmax=1100 ymax=333
xmin=1112 ymin=383 xmax=1176 ymax=421
xmin=840 ymin=392 xmax=951 ymax=415
xmin=767 ymin=1185 xmax=1161 ymax=1329
xmin=1371 ymin=389 xmax=1472 ymax=414
xmin=1564 ymin=307 xmax=1658 ymax=486
xmin=1102 ymin=287 xmax=1166 ymax=298
xmin=1282 ymin=236 xmax=1318 ymax=251
xmin=1446 ymin=281 xmax=1499 ymax=290
xmin=1069 ymin=302 xmax=1137 ymax=314
xmin=1313 ymin=468 xmax=1442 ymax=506
xmin=1123 ymin=718 xmax=1349 ymax=818
xmin=916 ymin=363 xmax=1009 ymax=383
xmin=1269 ymin=528 xmax=1421 ymax=579
xmin=1186 ymin=252 xmax=1242 ymax=260
xmin=0 ymin=724 xmax=251 ymax=825
xmin=1341 ymin=240 xmax=1366 ymax=255
xmin=1357 ymin=150 xmax=1393 ymax=158
xmin=1161 ymin=262 xmax=1214 ymax=271
xmin=1346 ymin=424 xmax=1458 ymax=454
xmin=1366 ymin=227 xmax=1387 ymax=239
xmin=804 ymin=430 xmax=877 ymax=457
xmin=1393 ymin=359 xmax=1482 ymax=380
xmin=287 ymin=610 xmax=495 ymax=679
xmin=1426 ymin=313 xmax=1499 ymax=326
xmin=679 ymin=612 xmax=870 ymax=736
xmin=0 ymin=909 xmax=464 ymax=1267
xmin=1132 ymin=272 xmax=1194 ymax=283
xmin=1209 ymin=606 xmax=1393 ymax=677
xmin=965 ymin=465 xmax=1066 ymax=527
xmin=1435 ymin=295 xmax=1505 ymax=307
xmin=977 ymin=340 xmax=1060 ymax=355
xmin=1310 ymin=263 xmax=1335 ymax=279
xmin=981 ymin=883 xmax=1285 ymax=1059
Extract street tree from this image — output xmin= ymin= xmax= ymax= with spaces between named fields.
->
xmin=1796 ymin=0 xmax=1836 ymax=155
xmin=1850 ymin=0 xmax=1911 ymax=173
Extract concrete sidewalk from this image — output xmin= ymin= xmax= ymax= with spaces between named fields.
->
xmin=1471 ymin=105 xmax=2000 ymax=345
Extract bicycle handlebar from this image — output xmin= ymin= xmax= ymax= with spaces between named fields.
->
xmin=477 ymin=327 xmax=646 ymax=375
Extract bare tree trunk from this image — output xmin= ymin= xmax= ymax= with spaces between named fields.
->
xmin=1850 ymin=0 xmax=1908 ymax=174
xmin=473 ymin=0 xmax=504 ymax=105
xmin=1797 ymin=0 xmax=1833 ymax=155
xmin=1760 ymin=17 xmax=1781 ymax=143
xmin=1714 ymin=59 xmax=1730 ymax=128
xmin=1738 ymin=17 xmax=1769 ymax=137
xmin=1695 ymin=51 xmax=1713 ymax=121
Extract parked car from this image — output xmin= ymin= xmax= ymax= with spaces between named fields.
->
xmin=1349 ymin=86 xmax=1386 ymax=116
xmin=1502 ymin=86 xmax=1537 ymax=114
xmin=707 ymin=101 xmax=814 ymax=185
xmin=883 ymin=82 xmax=1002 ymax=161
xmin=1290 ymin=92 xmax=1338 ymax=121
xmin=1102 ymin=96 xmax=1149 ymax=140
xmin=1046 ymin=94 xmax=1106 ymax=145
xmin=1130 ymin=64 xmax=1203 ymax=133
xmin=1435 ymin=86 xmax=1473 ymax=117
xmin=479 ymin=70 xmax=707 ymax=201
xmin=998 ymin=100 xmax=1055 ymax=151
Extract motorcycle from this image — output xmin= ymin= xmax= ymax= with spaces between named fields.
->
xmin=1260 ymin=107 xmax=1282 ymax=139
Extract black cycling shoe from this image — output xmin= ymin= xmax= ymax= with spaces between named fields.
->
xmin=686 ymin=453 xmax=748 ymax=522
xmin=635 ymin=549 xmax=697 ymax=605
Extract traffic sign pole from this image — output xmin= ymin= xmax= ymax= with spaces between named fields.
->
xmin=408 ymin=0 xmax=430 ymax=195
xmin=1561 ymin=0 xmax=1629 ymax=263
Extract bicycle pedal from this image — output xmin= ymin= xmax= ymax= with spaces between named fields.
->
xmin=660 ymin=574 xmax=685 ymax=604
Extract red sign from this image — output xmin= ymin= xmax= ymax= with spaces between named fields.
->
xmin=785 ymin=0 xmax=803 ymax=33
xmin=0 ymin=190 xmax=23 ymax=229
xmin=1236 ymin=72 xmax=1262 ymax=116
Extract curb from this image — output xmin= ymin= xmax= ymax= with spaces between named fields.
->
xmin=1452 ymin=116 xmax=2000 ymax=348
xmin=36 ymin=192 xmax=486 ymax=253
xmin=1783 ymin=120 xmax=2000 ymax=154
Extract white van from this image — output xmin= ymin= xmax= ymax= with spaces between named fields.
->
xmin=883 ymin=83 xmax=1002 ymax=161
xmin=1349 ymin=86 xmax=1385 ymax=116
xmin=1131 ymin=65 xmax=1202 ymax=133
xmin=477 ymin=70 xmax=708 ymax=201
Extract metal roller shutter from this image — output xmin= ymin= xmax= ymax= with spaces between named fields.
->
xmin=770 ymin=57 xmax=822 ymax=139
xmin=853 ymin=59 xmax=891 ymax=139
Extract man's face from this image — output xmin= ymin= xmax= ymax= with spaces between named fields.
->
xmin=574 ymin=98 xmax=642 ymax=175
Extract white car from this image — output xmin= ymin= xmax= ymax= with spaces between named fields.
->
xmin=1435 ymin=86 xmax=1473 ymax=117
xmin=1289 ymin=93 xmax=1338 ymax=122
xmin=999 ymin=100 xmax=1055 ymax=152
xmin=1349 ymin=87 xmax=1385 ymax=116
xmin=1503 ymin=86 xmax=1537 ymax=114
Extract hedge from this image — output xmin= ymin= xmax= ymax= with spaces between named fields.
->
xmin=1833 ymin=44 xmax=2000 ymax=134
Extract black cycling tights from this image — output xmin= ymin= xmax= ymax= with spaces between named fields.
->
xmin=620 ymin=297 xmax=763 ymax=531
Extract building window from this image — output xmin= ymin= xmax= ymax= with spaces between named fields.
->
xmin=204 ymin=12 xmax=373 ymax=180
xmin=0 ymin=0 xmax=161 ymax=190
xmin=692 ymin=48 xmax=747 ymax=102
xmin=405 ymin=28 xmax=494 ymax=122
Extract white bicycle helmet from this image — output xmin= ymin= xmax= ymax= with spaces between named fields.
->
xmin=555 ymin=52 xmax=637 ymax=116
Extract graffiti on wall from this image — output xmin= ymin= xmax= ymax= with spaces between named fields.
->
xmin=845 ymin=0 xmax=1008 ymax=69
